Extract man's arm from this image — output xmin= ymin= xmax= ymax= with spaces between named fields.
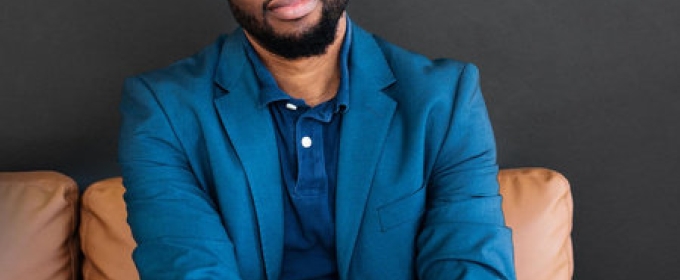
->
xmin=416 ymin=63 xmax=516 ymax=279
xmin=119 ymin=76 xmax=242 ymax=279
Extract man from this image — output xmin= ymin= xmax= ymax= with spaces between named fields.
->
xmin=119 ymin=0 xmax=516 ymax=279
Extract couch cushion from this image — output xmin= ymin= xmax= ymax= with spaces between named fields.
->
xmin=80 ymin=177 xmax=139 ymax=280
xmin=80 ymin=169 xmax=573 ymax=280
xmin=499 ymin=168 xmax=574 ymax=280
xmin=0 ymin=171 xmax=79 ymax=280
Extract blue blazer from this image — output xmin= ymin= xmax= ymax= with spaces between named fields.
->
xmin=119 ymin=24 xmax=515 ymax=280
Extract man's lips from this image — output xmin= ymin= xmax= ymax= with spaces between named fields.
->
xmin=266 ymin=0 xmax=319 ymax=21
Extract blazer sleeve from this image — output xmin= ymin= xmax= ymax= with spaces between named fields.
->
xmin=118 ymin=76 xmax=242 ymax=279
xmin=416 ymin=63 xmax=516 ymax=279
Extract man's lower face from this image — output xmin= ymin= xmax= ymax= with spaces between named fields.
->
xmin=228 ymin=0 xmax=349 ymax=59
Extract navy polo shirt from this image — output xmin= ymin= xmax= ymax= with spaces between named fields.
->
xmin=243 ymin=21 xmax=352 ymax=280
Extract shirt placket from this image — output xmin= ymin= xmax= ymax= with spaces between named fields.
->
xmin=294 ymin=112 xmax=327 ymax=198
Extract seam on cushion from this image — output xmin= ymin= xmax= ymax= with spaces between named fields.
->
xmin=79 ymin=206 xmax=116 ymax=280
xmin=80 ymin=209 xmax=91 ymax=279
xmin=553 ymin=171 xmax=574 ymax=278
xmin=563 ymin=237 xmax=574 ymax=278
xmin=64 ymin=182 xmax=80 ymax=280
xmin=80 ymin=193 xmax=95 ymax=280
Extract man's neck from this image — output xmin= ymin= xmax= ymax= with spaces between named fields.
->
xmin=244 ymin=14 xmax=347 ymax=107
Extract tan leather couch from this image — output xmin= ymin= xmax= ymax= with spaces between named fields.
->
xmin=0 ymin=168 xmax=573 ymax=280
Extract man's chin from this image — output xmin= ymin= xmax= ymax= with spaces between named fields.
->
xmin=264 ymin=9 xmax=324 ymax=38
xmin=266 ymin=0 xmax=321 ymax=22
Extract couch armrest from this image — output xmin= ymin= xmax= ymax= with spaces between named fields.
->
xmin=0 ymin=171 xmax=79 ymax=280
xmin=499 ymin=168 xmax=574 ymax=280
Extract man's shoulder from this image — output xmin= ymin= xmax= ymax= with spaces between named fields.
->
xmin=127 ymin=33 xmax=232 ymax=92
xmin=365 ymin=33 xmax=481 ymax=106
xmin=373 ymin=35 xmax=470 ymax=75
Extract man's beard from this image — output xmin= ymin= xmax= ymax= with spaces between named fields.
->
xmin=228 ymin=0 xmax=348 ymax=59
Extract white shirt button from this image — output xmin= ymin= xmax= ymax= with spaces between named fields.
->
xmin=301 ymin=136 xmax=312 ymax=148
xmin=286 ymin=103 xmax=298 ymax=110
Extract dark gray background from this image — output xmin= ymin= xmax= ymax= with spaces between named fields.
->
xmin=2 ymin=0 xmax=679 ymax=278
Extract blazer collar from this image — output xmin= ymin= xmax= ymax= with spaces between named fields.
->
xmin=213 ymin=29 xmax=250 ymax=95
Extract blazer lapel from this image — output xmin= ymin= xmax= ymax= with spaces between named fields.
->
xmin=336 ymin=25 xmax=397 ymax=278
xmin=213 ymin=30 xmax=283 ymax=280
